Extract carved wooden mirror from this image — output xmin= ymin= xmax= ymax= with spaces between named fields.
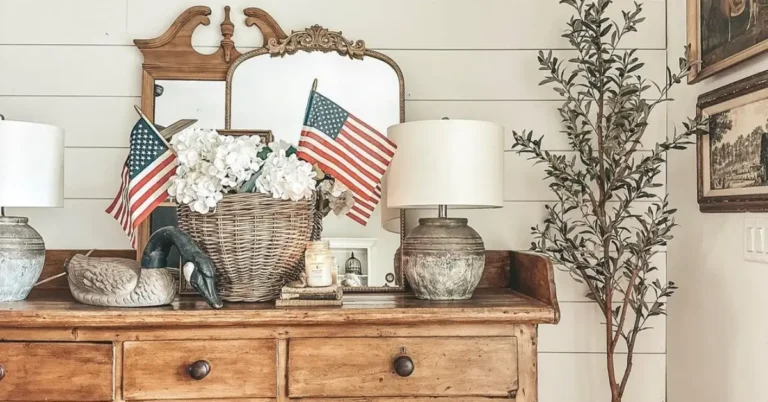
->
xmin=134 ymin=6 xmax=406 ymax=293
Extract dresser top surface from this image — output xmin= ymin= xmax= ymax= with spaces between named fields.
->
xmin=0 ymin=288 xmax=556 ymax=328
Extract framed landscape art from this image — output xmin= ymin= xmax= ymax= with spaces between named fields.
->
xmin=688 ymin=0 xmax=768 ymax=83
xmin=698 ymin=70 xmax=768 ymax=211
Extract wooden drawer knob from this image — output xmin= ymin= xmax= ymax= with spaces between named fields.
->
xmin=393 ymin=355 xmax=414 ymax=377
xmin=187 ymin=360 xmax=211 ymax=381
xmin=0 ymin=364 xmax=4 ymax=381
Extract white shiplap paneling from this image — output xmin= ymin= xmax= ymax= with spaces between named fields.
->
xmin=0 ymin=46 xmax=141 ymax=96
xmin=540 ymin=303 xmax=666 ymax=353
xmin=65 ymin=148 xmax=128 ymax=199
xmin=0 ymin=46 xmax=666 ymax=101
xmin=539 ymin=353 xmax=666 ymax=402
xmin=7 ymin=200 xmax=132 ymax=249
xmin=0 ymin=96 xmax=139 ymax=147
xmin=0 ymin=0 xmax=127 ymax=45
xmin=554 ymin=253 xmax=667 ymax=302
xmin=392 ymin=49 xmax=667 ymax=101
xmin=59 ymin=148 xmax=667 ymax=201
xmin=125 ymin=0 xmax=665 ymax=50
xmin=0 ymin=98 xmax=667 ymax=149
xmin=504 ymin=151 xmax=667 ymax=201
xmin=1 ymin=0 xmax=665 ymax=49
xmin=407 ymin=100 xmax=668 ymax=150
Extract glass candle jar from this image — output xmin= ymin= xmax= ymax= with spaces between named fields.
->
xmin=305 ymin=241 xmax=333 ymax=287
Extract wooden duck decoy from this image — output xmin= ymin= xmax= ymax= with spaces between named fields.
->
xmin=66 ymin=227 xmax=223 ymax=308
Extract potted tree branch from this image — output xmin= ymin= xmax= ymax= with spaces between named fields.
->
xmin=511 ymin=1 xmax=707 ymax=401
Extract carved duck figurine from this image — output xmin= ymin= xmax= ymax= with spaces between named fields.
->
xmin=66 ymin=227 xmax=223 ymax=308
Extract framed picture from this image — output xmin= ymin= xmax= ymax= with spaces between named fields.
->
xmin=697 ymin=70 xmax=768 ymax=211
xmin=327 ymin=238 xmax=376 ymax=288
xmin=687 ymin=0 xmax=768 ymax=83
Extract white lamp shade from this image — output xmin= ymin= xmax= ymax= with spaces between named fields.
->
xmin=0 ymin=120 xmax=64 ymax=207
xmin=386 ymin=119 xmax=504 ymax=209
xmin=380 ymin=172 xmax=401 ymax=233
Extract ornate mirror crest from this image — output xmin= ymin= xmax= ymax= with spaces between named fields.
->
xmin=266 ymin=25 xmax=367 ymax=59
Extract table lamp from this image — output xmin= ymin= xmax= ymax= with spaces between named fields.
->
xmin=387 ymin=119 xmax=503 ymax=300
xmin=0 ymin=118 xmax=64 ymax=302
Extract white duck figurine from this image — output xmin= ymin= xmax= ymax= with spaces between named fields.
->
xmin=66 ymin=227 xmax=222 ymax=308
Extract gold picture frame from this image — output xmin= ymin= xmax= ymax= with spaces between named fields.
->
xmin=688 ymin=0 xmax=768 ymax=83
xmin=697 ymin=69 xmax=768 ymax=211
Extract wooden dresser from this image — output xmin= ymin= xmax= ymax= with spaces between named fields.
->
xmin=0 ymin=251 xmax=558 ymax=402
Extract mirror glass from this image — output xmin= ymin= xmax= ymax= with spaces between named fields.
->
xmin=228 ymin=52 xmax=402 ymax=289
xmin=152 ymin=80 xmax=226 ymax=286
xmin=154 ymin=80 xmax=226 ymax=129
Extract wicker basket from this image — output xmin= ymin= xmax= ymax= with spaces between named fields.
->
xmin=176 ymin=193 xmax=315 ymax=302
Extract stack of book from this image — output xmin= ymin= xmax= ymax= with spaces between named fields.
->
xmin=276 ymin=284 xmax=343 ymax=307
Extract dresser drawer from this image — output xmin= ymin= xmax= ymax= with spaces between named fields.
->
xmin=0 ymin=342 xmax=113 ymax=401
xmin=123 ymin=340 xmax=277 ymax=400
xmin=288 ymin=337 xmax=518 ymax=398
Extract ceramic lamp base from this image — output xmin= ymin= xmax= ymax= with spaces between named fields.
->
xmin=0 ymin=217 xmax=45 ymax=302
xmin=402 ymin=217 xmax=485 ymax=300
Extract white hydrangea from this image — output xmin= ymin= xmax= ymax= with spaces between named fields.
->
xmin=319 ymin=179 xmax=355 ymax=216
xmin=168 ymin=128 xmax=266 ymax=214
xmin=255 ymin=144 xmax=317 ymax=202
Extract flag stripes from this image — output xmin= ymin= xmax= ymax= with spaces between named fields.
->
xmin=106 ymin=112 xmax=178 ymax=248
xmin=105 ymin=162 xmax=136 ymax=247
xmin=297 ymin=90 xmax=396 ymax=226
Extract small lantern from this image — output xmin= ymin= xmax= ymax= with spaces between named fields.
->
xmin=345 ymin=252 xmax=362 ymax=275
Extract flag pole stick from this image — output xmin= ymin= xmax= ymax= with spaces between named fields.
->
xmin=312 ymin=78 xmax=318 ymax=91
xmin=133 ymin=105 xmax=177 ymax=156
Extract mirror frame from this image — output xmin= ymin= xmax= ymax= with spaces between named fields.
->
xmin=133 ymin=6 xmax=247 ymax=259
xmin=224 ymin=25 xmax=407 ymax=293
xmin=134 ymin=6 xmax=408 ymax=293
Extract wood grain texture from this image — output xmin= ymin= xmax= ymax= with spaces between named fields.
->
xmin=123 ymin=340 xmax=277 ymax=399
xmin=276 ymin=339 xmax=288 ymax=402
xmin=476 ymin=250 xmax=512 ymax=289
xmin=72 ymin=323 xmax=519 ymax=342
xmin=510 ymin=252 xmax=560 ymax=324
xmin=515 ymin=325 xmax=538 ymax=402
xmin=114 ymin=341 xmax=124 ymax=401
xmin=288 ymin=399 xmax=507 ymax=402
xmin=134 ymin=5 xmax=241 ymax=79
xmin=0 ymin=342 xmax=113 ymax=401
xmin=287 ymin=337 xmax=517 ymax=398
xmin=0 ymin=288 xmax=555 ymax=328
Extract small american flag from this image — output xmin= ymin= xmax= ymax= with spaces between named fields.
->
xmin=298 ymin=91 xmax=397 ymax=226
xmin=106 ymin=111 xmax=178 ymax=247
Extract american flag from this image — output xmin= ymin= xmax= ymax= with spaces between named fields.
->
xmin=105 ymin=112 xmax=178 ymax=247
xmin=298 ymin=91 xmax=397 ymax=226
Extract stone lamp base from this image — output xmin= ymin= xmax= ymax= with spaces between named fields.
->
xmin=402 ymin=218 xmax=486 ymax=300
xmin=0 ymin=217 xmax=46 ymax=302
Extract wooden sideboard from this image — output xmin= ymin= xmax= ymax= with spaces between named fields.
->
xmin=0 ymin=250 xmax=559 ymax=402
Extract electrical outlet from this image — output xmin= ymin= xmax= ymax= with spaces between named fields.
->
xmin=744 ymin=218 xmax=768 ymax=263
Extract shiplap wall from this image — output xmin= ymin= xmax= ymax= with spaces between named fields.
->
xmin=0 ymin=1 xmax=668 ymax=400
